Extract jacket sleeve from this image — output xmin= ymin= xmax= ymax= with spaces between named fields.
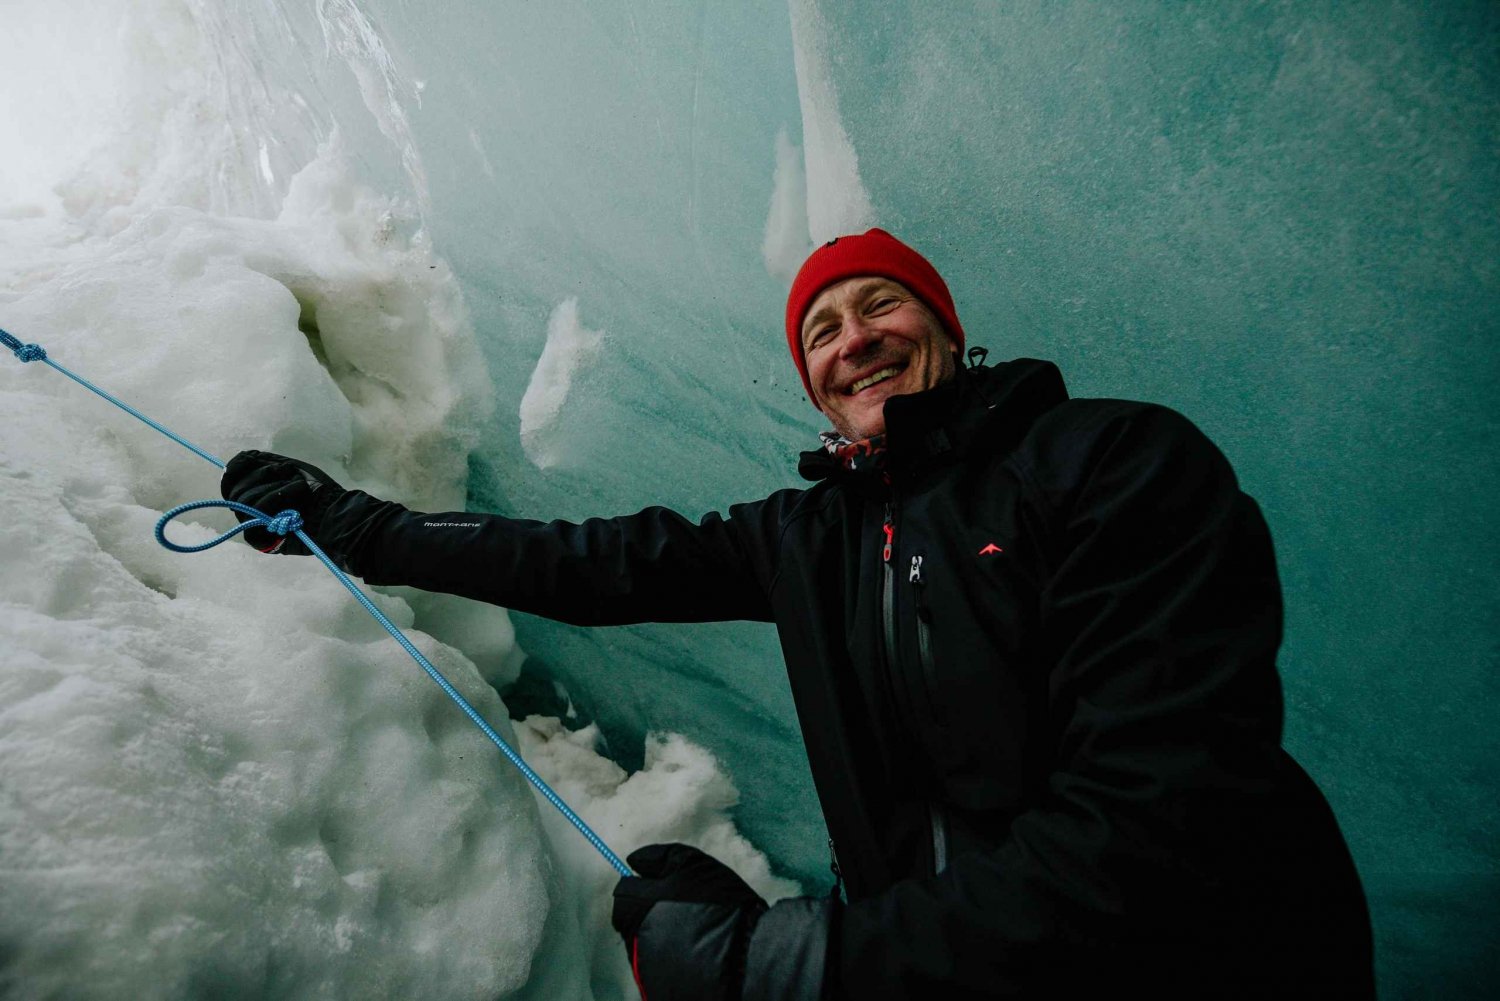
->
xmin=314 ymin=488 xmax=800 ymax=625
xmin=834 ymin=403 xmax=1288 ymax=997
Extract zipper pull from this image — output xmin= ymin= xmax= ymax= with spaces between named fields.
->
xmin=882 ymin=502 xmax=894 ymax=563
xmin=828 ymin=837 xmax=844 ymax=900
xmin=911 ymin=553 xmax=931 ymax=621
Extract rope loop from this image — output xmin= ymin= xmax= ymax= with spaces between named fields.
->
xmin=154 ymin=498 xmax=298 ymax=553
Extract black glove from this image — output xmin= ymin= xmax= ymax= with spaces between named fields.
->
xmin=220 ymin=450 xmax=346 ymax=556
xmin=612 ymin=843 xmax=835 ymax=1001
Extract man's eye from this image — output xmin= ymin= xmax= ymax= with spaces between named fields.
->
xmin=868 ymin=297 xmax=897 ymax=311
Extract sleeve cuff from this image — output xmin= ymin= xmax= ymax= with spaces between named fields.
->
xmin=743 ymin=896 xmax=837 ymax=1001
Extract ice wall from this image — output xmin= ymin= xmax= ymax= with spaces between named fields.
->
xmin=809 ymin=4 xmax=1498 ymax=995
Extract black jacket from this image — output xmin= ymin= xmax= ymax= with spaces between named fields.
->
xmin=319 ymin=358 xmax=1373 ymax=998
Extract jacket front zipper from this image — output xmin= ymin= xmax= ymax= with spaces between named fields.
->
xmin=909 ymin=554 xmax=945 ymax=725
xmin=881 ymin=499 xmax=899 ymax=696
xmin=880 ymin=498 xmax=949 ymax=877
xmin=930 ymin=802 xmax=949 ymax=874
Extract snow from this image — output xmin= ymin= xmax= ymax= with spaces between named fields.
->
xmin=513 ymin=718 xmax=799 ymax=998
xmin=786 ymin=0 xmax=875 ymax=243
xmin=762 ymin=128 xmax=814 ymax=285
xmin=0 ymin=395 xmax=551 ymax=997
xmin=519 ymin=299 xmax=605 ymax=470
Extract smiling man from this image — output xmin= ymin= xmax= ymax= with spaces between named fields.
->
xmin=222 ymin=229 xmax=1374 ymax=999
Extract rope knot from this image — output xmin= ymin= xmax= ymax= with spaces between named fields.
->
xmin=266 ymin=509 xmax=304 ymax=536
xmin=1 ymin=328 xmax=45 ymax=362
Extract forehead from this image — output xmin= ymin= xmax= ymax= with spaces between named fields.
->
xmin=802 ymin=277 xmax=908 ymax=331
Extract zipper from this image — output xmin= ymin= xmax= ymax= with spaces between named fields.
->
xmin=882 ymin=507 xmax=949 ymax=879
xmin=929 ymin=802 xmax=949 ymax=874
xmin=881 ymin=501 xmax=898 ymax=687
xmin=909 ymin=554 xmax=945 ymax=725
xmin=881 ymin=501 xmax=895 ymax=563
xmin=911 ymin=553 xmax=951 ymax=875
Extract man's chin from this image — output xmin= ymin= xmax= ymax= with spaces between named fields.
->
xmin=828 ymin=381 xmax=910 ymax=439
xmin=836 ymin=405 xmax=888 ymax=441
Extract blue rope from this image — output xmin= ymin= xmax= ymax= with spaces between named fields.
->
xmin=3 ymin=326 xmax=224 ymax=468
xmin=3 ymin=325 xmax=632 ymax=877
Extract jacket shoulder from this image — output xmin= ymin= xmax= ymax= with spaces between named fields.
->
xmin=730 ymin=484 xmax=832 ymax=524
xmin=724 ymin=483 xmax=839 ymax=552
xmin=1016 ymin=397 xmax=1236 ymax=498
xmin=1030 ymin=397 xmax=1199 ymax=438
xmin=727 ymin=483 xmax=844 ymax=599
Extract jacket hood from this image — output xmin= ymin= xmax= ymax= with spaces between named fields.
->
xmin=798 ymin=356 xmax=1069 ymax=482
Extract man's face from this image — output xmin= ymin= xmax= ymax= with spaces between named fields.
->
xmin=801 ymin=276 xmax=956 ymax=440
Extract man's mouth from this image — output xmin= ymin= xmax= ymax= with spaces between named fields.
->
xmin=847 ymin=364 xmax=906 ymax=395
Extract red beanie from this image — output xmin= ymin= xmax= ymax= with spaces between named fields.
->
xmin=784 ymin=228 xmax=966 ymax=405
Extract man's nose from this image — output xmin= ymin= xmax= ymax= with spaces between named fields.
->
xmin=838 ymin=313 xmax=880 ymax=358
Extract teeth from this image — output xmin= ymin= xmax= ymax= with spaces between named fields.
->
xmin=851 ymin=366 xmax=901 ymax=394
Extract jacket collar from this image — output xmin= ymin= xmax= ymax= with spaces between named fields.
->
xmin=797 ymin=356 xmax=1069 ymax=482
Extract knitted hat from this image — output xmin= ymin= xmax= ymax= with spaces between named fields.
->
xmin=784 ymin=228 xmax=966 ymax=405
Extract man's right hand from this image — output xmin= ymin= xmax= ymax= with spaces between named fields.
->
xmin=220 ymin=450 xmax=346 ymax=556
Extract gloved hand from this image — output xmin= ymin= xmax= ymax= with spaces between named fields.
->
xmin=612 ymin=843 xmax=768 ymax=1001
xmin=220 ymin=449 xmax=346 ymax=556
xmin=612 ymin=843 xmax=835 ymax=1001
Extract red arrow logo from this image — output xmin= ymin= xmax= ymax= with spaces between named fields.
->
xmin=978 ymin=543 xmax=1004 ymax=556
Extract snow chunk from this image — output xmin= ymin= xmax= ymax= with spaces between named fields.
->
xmin=763 ymin=127 xmax=814 ymax=286
xmin=515 ymin=717 xmax=802 ymax=998
xmin=519 ymin=298 xmax=605 ymax=470
xmin=788 ymin=0 xmax=876 ymax=242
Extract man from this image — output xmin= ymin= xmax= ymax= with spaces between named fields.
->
xmin=223 ymin=229 xmax=1374 ymax=999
